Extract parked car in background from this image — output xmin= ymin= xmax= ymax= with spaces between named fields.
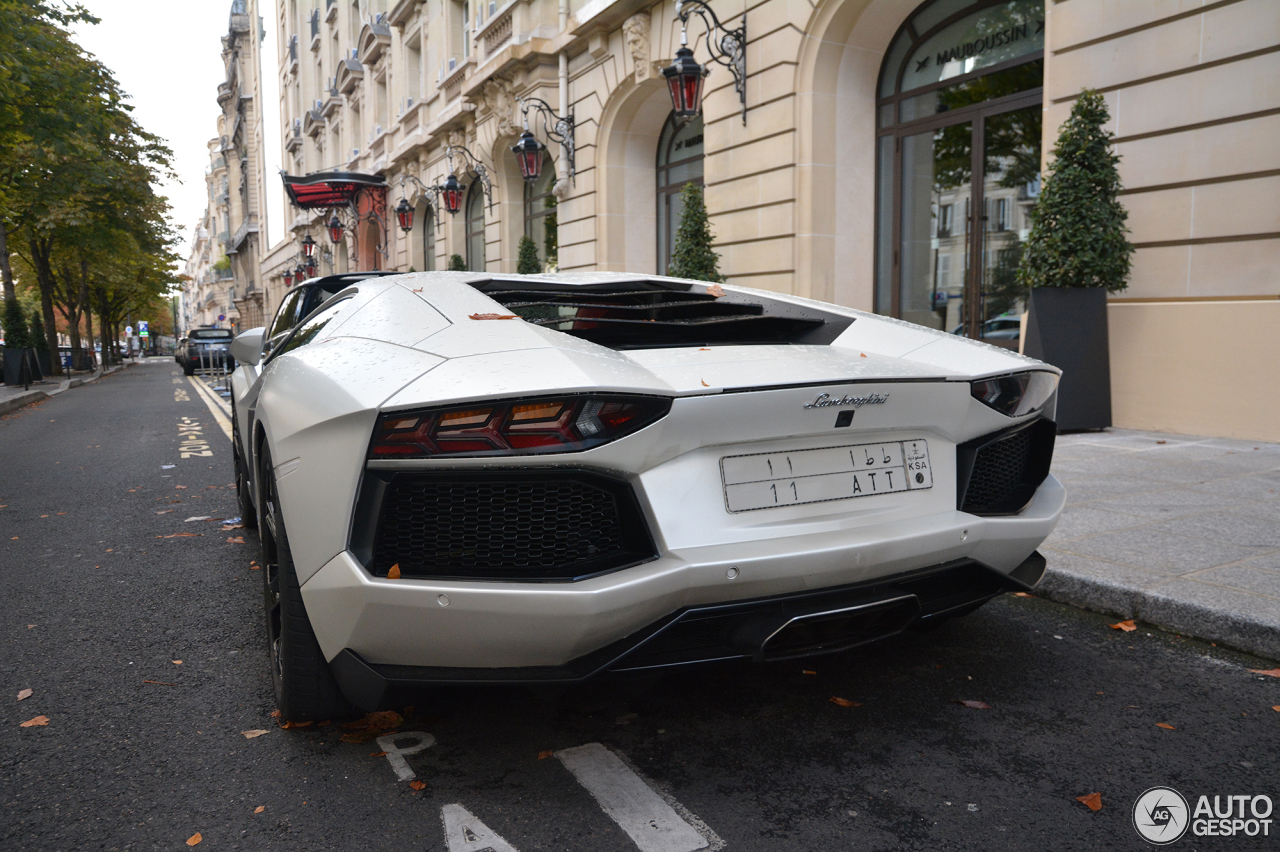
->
xmin=180 ymin=328 xmax=235 ymax=375
xmin=229 ymin=271 xmax=1063 ymax=721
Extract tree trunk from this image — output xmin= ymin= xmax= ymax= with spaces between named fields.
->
xmin=0 ymin=220 xmax=14 ymax=304
xmin=83 ymin=302 xmax=95 ymax=370
xmin=27 ymin=235 xmax=63 ymax=375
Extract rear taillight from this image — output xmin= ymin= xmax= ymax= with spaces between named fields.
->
xmin=369 ymin=395 xmax=671 ymax=458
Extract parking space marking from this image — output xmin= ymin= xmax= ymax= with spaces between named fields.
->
xmin=441 ymin=804 xmax=518 ymax=852
xmin=185 ymin=376 xmax=232 ymax=441
xmin=174 ymin=387 xmax=190 ymax=402
xmin=375 ymin=731 xmax=436 ymax=781
xmin=178 ymin=417 xmax=212 ymax=459
xmin=556 ymin=743 xmax=711 ymax=852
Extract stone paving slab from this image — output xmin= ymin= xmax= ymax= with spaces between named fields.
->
xmin=1039 ymin=429 xmax=1280 ymax=661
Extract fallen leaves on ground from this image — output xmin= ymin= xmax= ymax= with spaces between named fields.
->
xmin=409 ymin=780 xmax=427 ymax=791
xmin=270 ymin=709 xmax=281 ymax=718
xmin=17 ymin=688 xmax=32 ymax=701
xmin=226 ymin=536 xmax=244 ymax=544
xmin=468 ymin=313 xmax=519 ymax=320
xmin=370 ymin=751 xmax=387 ymax=757
xmin=953 ymin=700 xmax=992 ymax=710
xmin=802 ymin=670 xmax=817 ymax=676
xmin=1271 ymin=706 xmax=1280 ymax=712
xmin=20 ymin=716 xmax=49 ymax=727
xmin=1109 ymin=619 xmax=1137 ymax=632
xmin=250 ymin=561 xmax=260 ymax=570
xmin=142 ymin=680 xmax=175 ymax=686
xmin=172 ymin=660 xmax=183 ymax=665
xmin=280 ymin=720 xmax=313 ymax=729
xmin=175 ymin=485 xmax=187 ymax=489
xmin=705 ymin=284 xmax=725 ymax=298
xmin=1076 ymin=792 xmax=1103 ymax=812
xmin=241 ymin=729 xmax=270 ymax=739
xmin=223 ymin=524 xmax=246 ymax=530
xmin=829 ymin=697 xmax=862 ymax=707
xmin=157 ymin=533 xmax=202 ymax=539
xmin=186 ymin=832 xmax=202 ymax=846
xmin=1248 ymin=668 xmax=1280 ymax=678
xmin=538 ymin=750 xmax=554 ymax=760
xmin=340 ymin=710 xmax=403 ymax=743
xmin=1156 ymin=723 xmax=1176 ymax=730
xmin=387 ymin=563 xmax=401 ymax=580
xmin=156 ymin=510 xmax=174 ymax=514
xmin=1013 ymin=592 xmax=1034 ymax=598
xmin=254 ymin=806 xmax=265 ymax=814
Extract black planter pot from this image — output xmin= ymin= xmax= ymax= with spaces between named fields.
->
xmin=1023 ymin=287 xmax=1112 ymax=431
xmin=3 ymin=347 xmax=35 ymax=386
xmin=35 ymin=349 xmax=52 ymax=377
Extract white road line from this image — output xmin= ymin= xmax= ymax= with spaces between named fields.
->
xmin=185 ymin=376 xmax=232 ymax=442
xmin=556 ymin=743 xmax=710 ymax=852
xmin=441 ymin=803 xmax=518 ymax=852
xmin=374 ymin=731 xmax=435 ymax=781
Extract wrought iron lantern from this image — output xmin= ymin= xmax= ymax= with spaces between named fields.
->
xmin=294 ymin=262 xmax=307 ymax=282
xmin=511 ymin=130 xmax=545 ymax=182
xmin=394 ymin=197 xmax=415 ymax=233
xmin=326 ymin=215 xmax=344 ymax=244
xmin=300 ymin=233 xmax=317 ymax=258
xmin=440 ymin=173 xmax=463 ymax=215
xmin=282 ymin=269 xmax=295 ymax=288
xmin=663 ymin=45 xmax=708 ymax=119
xmin=304 ymin=255 xmax=317 ymax=278
xmin=662 ymin=0 xmax=748 ymax=123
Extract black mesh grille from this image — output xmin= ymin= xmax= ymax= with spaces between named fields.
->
xmin=958 ymin=419 xmax=1055 ymax=515
xmin=370 ymin=472 xmax=655 ymax=581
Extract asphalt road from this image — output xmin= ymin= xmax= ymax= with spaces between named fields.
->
xmin=1 ymin=359 xmax=1277 ymax=852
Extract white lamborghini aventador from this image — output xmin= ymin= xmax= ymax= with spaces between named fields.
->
xmin=228 ymin=272 xmax=1064 ymax=721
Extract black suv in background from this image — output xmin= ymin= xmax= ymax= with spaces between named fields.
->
xmin=180 ymin=328 xmax=235 ymax=375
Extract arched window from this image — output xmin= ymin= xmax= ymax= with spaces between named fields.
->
xmin=876 ymin=0 xmax=1044 ymax=347
xmin=655 ymin=113 xmax=704 ymax=275
xmin=465 ymin=183 xmax=485 ymax=272
xmin=422 ymin=204 xmax=435 ymax=271
xmin=524 ymin=154 xmax=558 ymax=271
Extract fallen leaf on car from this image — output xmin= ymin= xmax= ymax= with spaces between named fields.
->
xmin=468 ymin=313 xmax=519 ymax=320
xmin=1109 ymin=619 xmax=1137 ymax=632
xmin=186 ymin=832 xmax=202 ymax=846
xmin=17 ymin=689 xmax=33 ymax=701
xmin=700 ymin=380 xmax=709 ymax=387
xmin=411 ymin=287 xmax=424 ymax=293
xmin=387 ymin=563 xmax=401 ymax=579
xmin=706 ymin=284 xmax=725 ymax=298
xmin=226 ymin=536 xmax=244 ymax=544
xmin=281 ymin=720 xmax=313 ymax=729
xmin=20 ymin=716 xmax=48 ymax=727
xmin=1013 ymin=592 xmax=1034 ymax=598
xmin=158 ymin=533 xmax=202 ymax=538
xmin=860 ymin=352 xmax=867 ymax=358
xmin=829 ymin=697 xmax=862 ymax=707
xmin=538 ymin=750 xmax=554 ymax=760
xmin=1155 ymin=722 xmax=1176 ymax=730
xmin=1076 ymin=792 xmax=1103 ymax=812
xmin=254 ymin=806 xmax=265 ymax=814
xmin=409 ymin=780 xmax=427 ymax=791
xmin=1155 ymin=440 xmax=1166 ymax=445
xmin=1248 ymin=668 xmax=1280 ymax=678
xmin=241 ymin=729 xmax=270 ymax=739
xmin=953 ymin=700 xmax=991 ymax=710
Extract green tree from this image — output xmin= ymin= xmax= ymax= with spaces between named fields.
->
xmin=3 ymin=295 xmax=28 ymax=348
xmin=516 ymin=235 xmax=541 ymax=274
xmin=666 ymin=183 xmax=725 ymax=283
xmin=28 ymin=304 xmax=47 ymax=350
xmin=447 ymin=254 xmax=467 ymax=271
xmin=1018 ymin=90 xmax=1133 ymax=291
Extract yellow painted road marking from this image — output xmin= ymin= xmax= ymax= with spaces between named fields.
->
xmin=186 ymin=376 xmax=233 ymax=442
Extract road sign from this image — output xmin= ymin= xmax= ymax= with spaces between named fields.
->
xmin=138 ymin=321 xmax=149 ymax=337
xmin=125 ymin=325 xmax=133 ymax=335
xmin=218 ymin=314 xmax=226 ymax=321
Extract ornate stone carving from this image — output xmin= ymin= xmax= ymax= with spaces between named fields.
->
xmin=479 ymin=76 xmax=520 ymax=138
xmin=447 ymin=129 xmax=465 ymax=150
xmin=623 ymin=12 xmax=652 ymax=82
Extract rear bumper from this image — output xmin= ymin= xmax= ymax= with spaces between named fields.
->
xmin=301 ymin=473 xmax=1063 ymax=672
xmin=328 ymin=552 xmax=1046 ymax=710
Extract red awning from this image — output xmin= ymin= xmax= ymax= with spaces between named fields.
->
xmin=282 ymin=171 xmax=386 ymax=209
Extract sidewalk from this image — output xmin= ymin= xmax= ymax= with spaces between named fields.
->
xmin=0 ymin=360 xmax=137 ymax=415
xmin=1040 ymin=429 xmax=1280 ymax=661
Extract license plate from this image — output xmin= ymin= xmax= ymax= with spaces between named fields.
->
xmin=720 ymin=439 xmax=933 ymax=513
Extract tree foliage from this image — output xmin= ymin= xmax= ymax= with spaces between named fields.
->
xmin=3 ymin=293 xmax=28 ymax=348
xmin=1017 ymin=91 xmax=1133 ymax=291
xmin=516 ymin=235 xmax=541 ymax=274
xmin=447 ymin=254 xmax=467 ymax=271
xmin=666 ymin=183 xmax=725 ymax=283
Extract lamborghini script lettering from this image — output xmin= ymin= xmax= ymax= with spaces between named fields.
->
xmin=804 ymin=392 xmax=890 ymax=410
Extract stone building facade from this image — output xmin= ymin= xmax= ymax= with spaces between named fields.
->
xmin=252 ymin=0 xmax=1277 ymax=441
xmin=181 ymin=140 xmax=237 ymax=331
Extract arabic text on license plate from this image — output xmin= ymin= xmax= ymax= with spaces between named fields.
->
xmin=720 ymin=439 xmax=933 ymax=513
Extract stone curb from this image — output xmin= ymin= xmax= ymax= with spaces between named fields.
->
xmin=1037 ymin=566 xmax=1280 ymax=662
xmin=0 ymin=361 xmax=135 ymax=416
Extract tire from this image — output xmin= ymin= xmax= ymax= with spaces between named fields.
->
xmin=182 ymin=361 xmax=194 ymax=376
xmin=231 ymin=405 xmax=257 ymax=530
xmin=259 ymin=445 xmax=353 ymax=722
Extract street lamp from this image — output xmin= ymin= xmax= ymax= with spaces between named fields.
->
xmin=283 ymin=269 xmax=295 ymax=288
xmin=662 ymin=0 xmax=748 ymax=123
xmin=395 ymin=197 xmax=415 ymax=233
xmin=511 ymin=96 xmax=575 ymax=185
xmin=327 ymin=215 xmax=345 ymax=244
xmin=294 ymin=262 xmax=307 ymax=282
xmin=301 ymin=233 xmax=317 ymax=258
xmin=305 ymin=255 xmax=317 ymax=278
xmin=441 ymin=145 xmax=494 ymax=216
xmin=511 ymin=130 xmax=545 ymax=181
xmin=440 ymin=172 xmax=463 ymax=215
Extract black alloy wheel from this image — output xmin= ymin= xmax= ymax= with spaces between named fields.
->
xmin=258 ymin=444 xmax=353 ymax=722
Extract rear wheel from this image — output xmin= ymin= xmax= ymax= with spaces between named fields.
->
xmin=182 ymin=360 xmax=194 ymax=376
xmin=259 ymin=445 xmax=353 ymax=722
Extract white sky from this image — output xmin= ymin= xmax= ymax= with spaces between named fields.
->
xmin=73 ymin=1 xmax=284 ymax=264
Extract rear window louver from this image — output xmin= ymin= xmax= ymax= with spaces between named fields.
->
xmin=472 ymin=281 xmax=847 ymax=349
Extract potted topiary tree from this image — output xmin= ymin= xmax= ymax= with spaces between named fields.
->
xmin=516 ymin=235 xmax=541 ymax=274
xmin=1017 ymin=90 xmax=1134 ymax=431
xmin=447 ymin=254 xmax=467 ymax=272
xmin=667 ymin=183 xmax=726 ymax=283
xmin=3 ymin=296 xmax=31 ymax=386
